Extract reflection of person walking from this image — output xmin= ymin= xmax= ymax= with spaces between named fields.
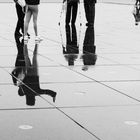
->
xmin=82 ymin=26 xmax=97 ymax=71
xmin=24 ymin=0 xmax=42 ymax=41
xmin=19 ymin=43 xmax=57 ymax=105
xmin=14 ymin=0 xmax=25 ymax=37
xmin=63 ymin=24 xmax=79 ymax=65
xmin=63 ymin=0 xmax=79 ymax=25
xmin=84 ymin=0 xmax=96 ymax=26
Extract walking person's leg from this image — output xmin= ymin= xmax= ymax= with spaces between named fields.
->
xmin=84 ymin=0 xmax=96 ymax=26
xmin=66 ymin=3 xmax=72 ymax=25
xmin=32 ymin=5 xmax=42 ymax=41
xmin=84 ymin=0 xmax=90 ymax=24
xmin=32 ymin=5 xmax=38 ymax=36
xmin=24 ymin=6 xmax=32 ymax=39
xmin=71 ymin=2 xmax=78 ymax=24
xmin=89 ymin=1 xmax=95 ymax=25
xmin=15 ymin=4 xmax=25 ymax=36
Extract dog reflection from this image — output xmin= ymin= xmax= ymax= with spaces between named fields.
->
xmin=81 ymin=26 xmax=97 ymax=71
xmin=63 ymin=24 xmax=79 ymax=65
xmin=12 ymin=37 xmax=57 ymax=106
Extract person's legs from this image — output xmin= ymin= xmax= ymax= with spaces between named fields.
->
xmin=32 ymin=5 xmax=38 ymax=36
xmin=71 ymin=2 xmax=78 ymax=24
xmin=65 ymin=24 xmax=71 ymax=46
xmin=66 ymin=2 xmax=72 ymax=25
xmin=24 ymin=6 xmax=32 ymax=36
xmin=84 ymin=0 xmax=95 ymax=26
xmin=84 ymin=0 xmax=90 ymax=23
xmin=15 ymin=4 xmax=25 ymax=36
xmin=71 ymin=24 xmax=77 ymax=47
xmin=89 ymin=1 xmax=95 ymax=25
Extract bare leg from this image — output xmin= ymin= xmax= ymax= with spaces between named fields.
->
xmin=32 ymin=6 xmax=38 ymax=36
xmin=24 ymin=6 xmax=32 ymax=36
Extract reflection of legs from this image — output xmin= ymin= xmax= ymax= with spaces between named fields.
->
xmin=32 ymin=43 xmax=38 ymax=76
xmin=65 ymin=24 xmax=71 ymax=45
xmin=45 ymin=90 xmax=57 ymax=102
xmin=71 ymin=2 xmax=78 ymax=24
xmin=23 ymin=44 xmax=31 ymax=67
xmin=83 ymin=26 xmax=95 ymax=49
xmin=24 ymin=6 xmax=32 ymax=36
xmin=71 ymin=24 xmax=78 ymax=47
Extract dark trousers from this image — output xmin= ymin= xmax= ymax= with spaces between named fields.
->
xmin=82 ymin=26 xmax=96 ymax=65
xmin=64 ymin=24 xmax=78 ymax=65
xmin=84 ymin=0 xmax=96 ymax=24
xmin=15 ymin=4 xmax=25 ymax=34
xmin=66 ymin=1 xmax=78 ymax=24
xmin=83 ymin=26 xmax=95 ymax=53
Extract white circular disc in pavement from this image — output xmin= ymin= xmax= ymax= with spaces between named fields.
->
xmin=19 ymin=125 xmax=33 ymax=130
xmin=124 ymin=121 xmax=139 ymax=126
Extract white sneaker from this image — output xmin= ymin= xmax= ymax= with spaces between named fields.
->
xmin=35 ymin=36 xmax=43 ymax=41
xmin=24 ymin=35 xmax=28 ymax=42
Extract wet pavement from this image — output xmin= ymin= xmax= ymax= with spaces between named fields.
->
xmin=0 ymin=2 xmax=140 ymax=140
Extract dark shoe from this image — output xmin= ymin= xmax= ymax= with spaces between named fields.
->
xmin=22 ymin=33 xmax=30 ymax=38
xmin=45 ymin=90 xmax=57 ymax=102
xmin=27 ymin=33 xmax=30 ymax=38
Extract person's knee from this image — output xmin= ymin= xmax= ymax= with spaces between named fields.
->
xmin=33 ymin=20 xmax=37 ymax=27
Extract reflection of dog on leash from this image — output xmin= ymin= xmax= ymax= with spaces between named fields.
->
xmin=133 ymin=0 xmax=140 ymax=25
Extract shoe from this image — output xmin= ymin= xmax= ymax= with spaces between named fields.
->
xmin=45 ymin=90 xmax=57 ymax=102
xmin=27 ymin=33 xmax=30 ymax=38
xmin=24 ymin=35 xmax=28 ymax=42
xmin=35 ymin=36 xmax=43 ymax=41
xmin=35 ymin=40 xmax=40 ymax=44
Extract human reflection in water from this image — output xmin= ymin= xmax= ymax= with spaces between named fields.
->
xmin=63 ymin=24 xmax=79 ymax=65
xmin=12 ymin=37 xmax=57 ymax=106
xmin=81 ymin=26 xmax=97 ymax=71
xmin=12 ymin=36 xmax=26 ymax=86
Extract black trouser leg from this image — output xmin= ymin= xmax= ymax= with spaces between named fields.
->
xmin=89 ymin=2 xmax=95 ymax=24
xmin=71 ymin=24 xmax=77 ymax=46
xmin=71 ymin=2 xmax=78 ymax=24
xmin=15 ymin=4 xmax=25 ymax=34
xmin=83 ymin=26 xmax=95 ymax=50
xmin=84 ymin=0 xmax=95 ymax=25
xmin=65 ymin=24 xmax=71 ymax=45
xmin=84 ymin=0 xmax=90 ymax=23
xmin=66 ymin=3 xmax=72 ymax=25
